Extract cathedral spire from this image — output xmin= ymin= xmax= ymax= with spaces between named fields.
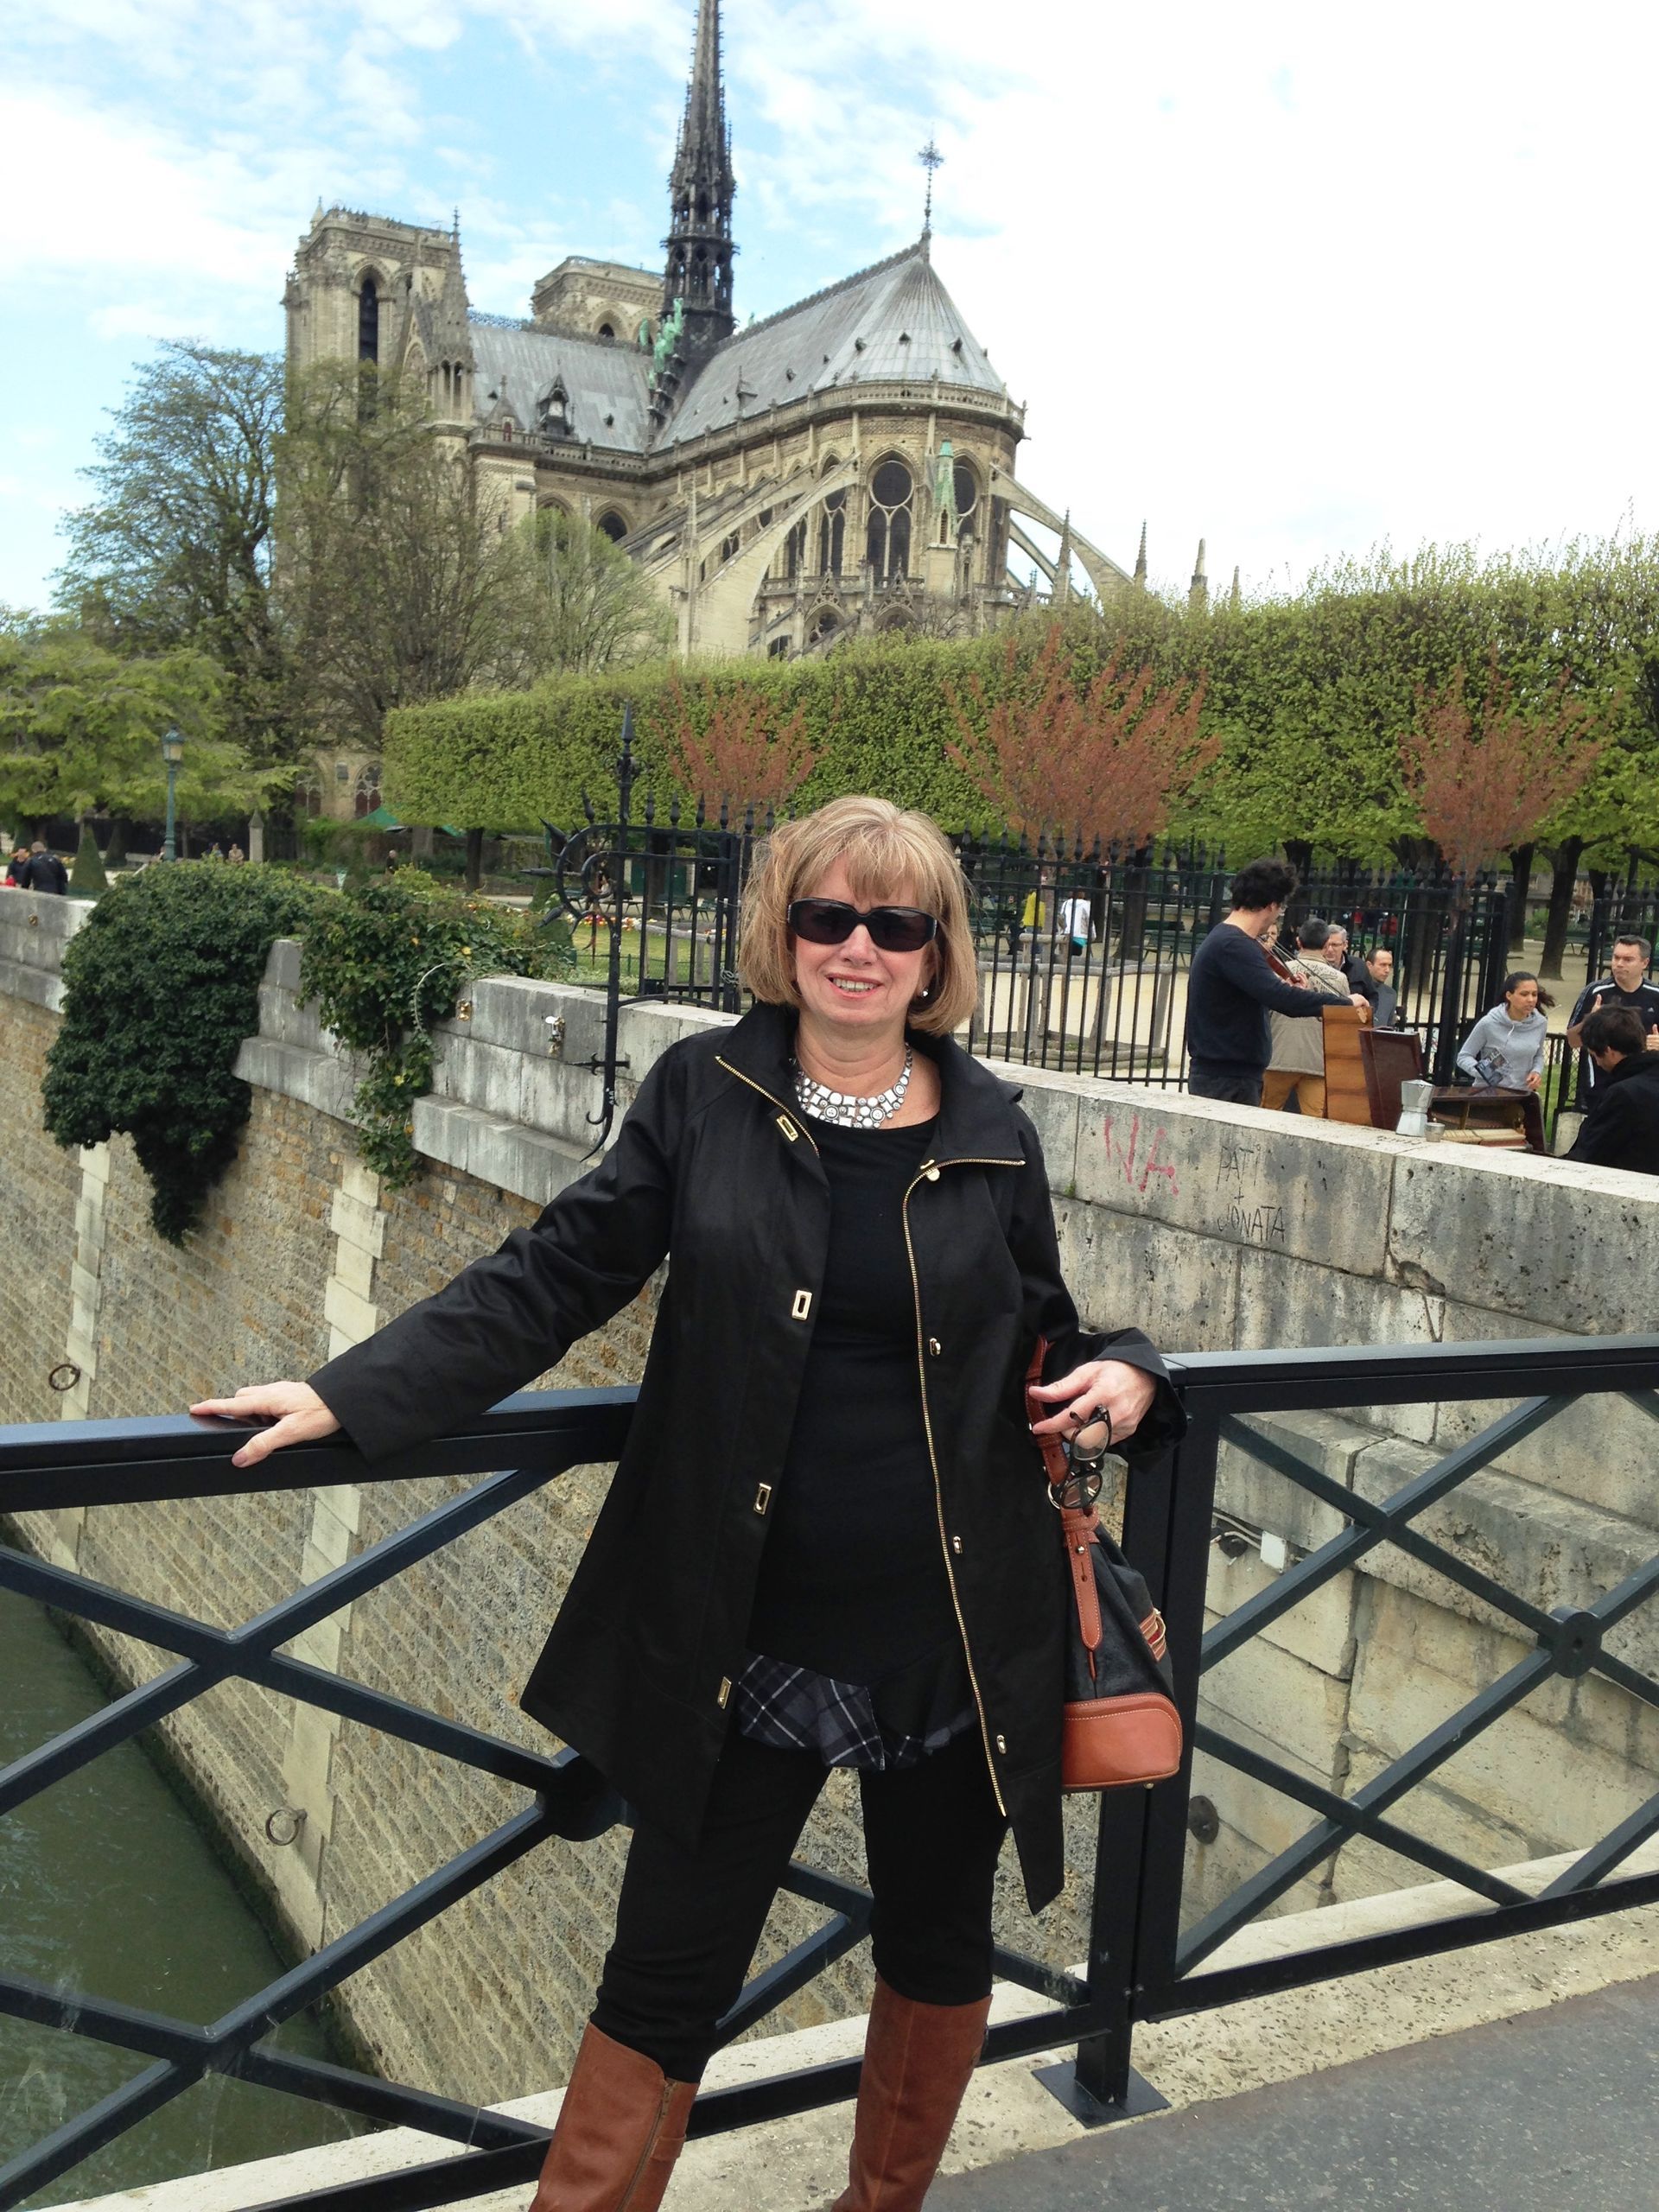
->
xmin=1133 ymin=520 xmax=1147 ymax=588
xmin=1188 ymin=537 xmax=1209 ymax=612
xmin=664 ymin=0 xmax=737 ymax=353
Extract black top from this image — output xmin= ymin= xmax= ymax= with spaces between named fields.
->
xmin=745 ymin=1113 xmax=965 ymax=1699
xmin=1566 ymin=1052 xmax=1659 ymax=1176
xmin=1185 ymin=924 xmax=1344 ymax=1075
xmin=1568 ymin=977 xmax=1659 ymax=1101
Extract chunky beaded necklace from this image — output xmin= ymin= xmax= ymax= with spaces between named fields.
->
xmin=791 ymin=1046 xmax=914 ymax=1129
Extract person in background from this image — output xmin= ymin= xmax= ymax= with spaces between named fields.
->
xmin=1456 ymin=973 xmax=1548 ymax=1091
xmin=227 ymin=842 xmax=246 ymax=864
xmin=1262 ymin=918 xmax=1351 ymax=1116
xmin=1058 ymin=889 xmax=1093 ymax=955
xmin=5 ymin=846 xmax=31 ymax=888
xmin=1566 ymin=1006 xmax=1659 ymax=1175
xmin=1184 ymin=861 xmax=1363 ymax=1106
xmin=22 ymin=842 xmax=68 ymax=895
xmin=1566 ymin=935 xmax=1659 ymax=1104
xmin=1322 ymin=924 xmax=1365 ymax=999
xmin=1363 ymin=946 xmax=1398 ymax=1027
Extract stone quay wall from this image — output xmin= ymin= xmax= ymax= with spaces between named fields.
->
xmin=3 ymin=884 xmax=1657 ymax=2107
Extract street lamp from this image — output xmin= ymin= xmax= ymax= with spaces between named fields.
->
xmin=161 ymin=729 xmax=184 ymax=862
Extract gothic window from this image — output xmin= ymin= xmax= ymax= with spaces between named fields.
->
xmin=865 ymin=459 xmax=912 ymax=583
xmin=784 ymin=518 xmax=807 ymax=579
xmin=721 ymin=531 xmax=740 ymax=563
xmin=595 ymin=511 xmax=628 ymax=543
xmin=953 ymin=461 xmax=979 ymax=538
xmin=335 ymin=760 xmax=350 ymax=785
xmin=295 ymin=775 xmax=322 ymax=819
xmin=353 ymin=763 xmax=382 ymax=819
xmin=818 ymin=490 xmax=846 ymax=576
xmin=767 ymin=636 xmax=790 ymax=660
xmin=358 ymin=276 xmax=379 ymax=364
xmin=598 ymin=322 xmax=615 ymax=343
xmin=811 ymin=608 xmax=842 ymax=645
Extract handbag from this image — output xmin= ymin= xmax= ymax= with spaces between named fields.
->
xmin=1024 ymin=1341 xmax=1183 ymax=1793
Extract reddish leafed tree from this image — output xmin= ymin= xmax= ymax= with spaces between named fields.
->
xmin=664 ymin=675 xmax=816 ymax=816
xmin=1400 ymin=655 xmax=1600 ymax=878
xmin=945 ymin=622 xmax=1216 ymax=848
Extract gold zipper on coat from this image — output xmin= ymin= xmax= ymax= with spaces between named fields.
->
xmin=715 ymin=1056 xmax=821 ymax=1155
xmin=902 ymin=1153 xmax=1022 ymax=1819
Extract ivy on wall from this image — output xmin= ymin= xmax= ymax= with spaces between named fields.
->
xmin=298 ymin=871 xmax=558 ymax=1190
xmin=42 ymin=863 xmax=321 ymax=1243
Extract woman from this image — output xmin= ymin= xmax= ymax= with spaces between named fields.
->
xmin=193 ymin=796 xmax=1182 ymax=2212
xmin=1457 ymin=971 xmax=1548 ymax=1092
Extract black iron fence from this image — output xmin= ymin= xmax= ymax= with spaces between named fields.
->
xmin=534 ymin=725 xmax=1516 ymax=1108
xmin=4 ymin=1334 xmax=1659 ymax=2207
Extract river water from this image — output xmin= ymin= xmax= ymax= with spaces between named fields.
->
xmin=0 ymin=1584 xmax=361 ymax=2207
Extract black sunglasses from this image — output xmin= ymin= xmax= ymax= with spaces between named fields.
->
xmin=786 ymin=899 xmax=939 ymax=954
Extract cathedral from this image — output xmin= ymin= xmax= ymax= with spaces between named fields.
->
xmin=283 ymin=0 xmax=1143 ymax=702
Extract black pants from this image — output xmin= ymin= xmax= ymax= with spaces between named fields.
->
xmin=1187 ymin=1064 xmax=1264 ymax=1106
xmin=592 ymin=1728 xmax=1007 ymax=2082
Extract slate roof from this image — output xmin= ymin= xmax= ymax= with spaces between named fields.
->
xmin=469 ymin=321 xmax=652 ymax=451
xmin=664 ymin=241 xmax=1005 ymax=448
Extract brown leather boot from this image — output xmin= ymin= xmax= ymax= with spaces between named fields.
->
xmin=527 ymin=2022 xmax=697 ymax=2212
xmin=832 ymin=1977 xmax=993 ymax=2211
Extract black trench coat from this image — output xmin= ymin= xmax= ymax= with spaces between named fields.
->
xmin=311 ymin=1001 xmax=1184 ymax=1911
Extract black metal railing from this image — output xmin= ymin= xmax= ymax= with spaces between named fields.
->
xmin=4 ymin=1334 xmax=1659 ymax=2206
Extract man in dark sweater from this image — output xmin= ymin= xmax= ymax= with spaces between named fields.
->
xmin=1566 ymin=1007 xmax=1659 ymax=1176
xmin=1185 ymin=860 xmax=1361 ymax=1106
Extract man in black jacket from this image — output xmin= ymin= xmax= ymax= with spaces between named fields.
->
xmin=1185 ymin=860 xmax=1362 ymax=1105
xmin=22 ymin=842 xmax=69 ymax=894
xmin=1567 ymin=1007 xmax=1659 ymax=1176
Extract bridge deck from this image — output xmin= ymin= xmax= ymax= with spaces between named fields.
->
xmin=928 ymin=1971 xmax=1659 ymax=2210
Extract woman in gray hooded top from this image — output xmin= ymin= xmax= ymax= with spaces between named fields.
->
xmin=1456 ymin=972 xmax=1548 ymax=1090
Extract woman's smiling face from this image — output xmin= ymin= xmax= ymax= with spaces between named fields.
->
xmin=791 ymin=856 xmax=937 ymax=1049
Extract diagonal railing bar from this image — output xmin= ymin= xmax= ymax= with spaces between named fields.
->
xmin=0 ymin=1458 xmax=570 ymax=1821
xmin=0 ymin=1969 xmax=212 ymax=2065
xmin=235 ymin=2047 xmax=546 ymax=2151
xmin=1582 ymin=1546 xmax=1659 ymax=1634
xmin=990 ymin=1948 xmax=1090 ymax=2007
xmin=1208 ymin=1415 xmax=1567 ymax=1649
xmin=1147 ymin=1863 xmax=1659 ymax=2026
xmin=1622 ymin=1387 xmax=1659 ymax=1429
xmin=0 ymin=1805 xmax=556 ymax=2210
xmin=1192 ymin=1723 xmax=1528 ymax=1906
xmin=1581 ymin=1644 xmax=1659 ymax=1718
xmin=714 ymin=1910 xmax=873 ymax=2046
xmin=1534 ymin=1792 xmax=1659 ymax=1899
xmin=0 ymin=1535 xmax=594 ymax=1801
xmin=1179 ymin=1637 xmax=1561 ymax=1972
xmin=207 ymin=1803 xmax=553 ymax=2050
xmin=1201 ymin=1395 xmax=1569 ymax=1669
xmin=0 ymin=2057 xmax=188 ymax=2209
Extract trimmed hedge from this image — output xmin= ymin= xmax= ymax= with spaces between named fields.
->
xmin=383 ymin=631 xmax=1048 ymax=837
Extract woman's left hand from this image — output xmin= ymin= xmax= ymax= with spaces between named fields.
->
xmin=1028 ymin=1358 xmax=1159 ymax=1451
xmin=1525 ymin=1070 xmax=1542 ymax=1092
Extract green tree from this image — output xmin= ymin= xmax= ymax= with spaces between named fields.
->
xmin=276 ymin=364 xmax=548 ymax=756
xmin=54 ymin=342 xmax=296 ymax=764
xmin=0 ymin=628 xmax=270 ymax=841
xmin=524 ymin=509 xmax=673 ymax=676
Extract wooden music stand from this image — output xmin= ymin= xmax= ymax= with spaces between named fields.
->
xmin=1360 ymin=1027 xmax=1424 ymax=1130
xmin=1320 ymin=1004 xmax=1372 ymax=1125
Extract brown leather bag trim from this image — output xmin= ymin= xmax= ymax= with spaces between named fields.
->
xmin=1061 ymin=1692 xmax=1183 ymax=1792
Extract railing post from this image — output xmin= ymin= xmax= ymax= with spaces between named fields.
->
xmin=1041 ymin=1403 xmax=1217 ymax=2124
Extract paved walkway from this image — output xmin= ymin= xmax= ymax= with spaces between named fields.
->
xmin=929 ymin=1973 xmax=1659 ymax=2209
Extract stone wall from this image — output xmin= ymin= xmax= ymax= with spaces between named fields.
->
xmin=3 ymin=887 xmax=1657 ymax=2101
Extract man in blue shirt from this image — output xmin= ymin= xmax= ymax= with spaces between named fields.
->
xmin=1185 ymin=861 xmax=1362 ymax=1106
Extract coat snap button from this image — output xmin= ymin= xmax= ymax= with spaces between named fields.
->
xmin=718 ymin=1677 xmax=732 ymax=1708
xmin=928 ymin=1337 xmax=943 ymax=1357
xmin=753 ymin=1483 xmax=772 ymax=1516
xmin=791 ymin=1289 xmax=812 ymax=1321
xmin=995 ymin=1732 xmax=1007 ymax=1754
xmin=924 ymin=1166 xmax=941 ymax=1182
xmin=951 ymin=1534 xmax=963 ymax=1554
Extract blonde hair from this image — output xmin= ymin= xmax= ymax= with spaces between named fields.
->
xmin=739 ymin=796 xmax=978 ymax=1035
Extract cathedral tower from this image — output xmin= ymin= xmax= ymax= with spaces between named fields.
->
xmin=663 ymin=0 xmax=736 ymax=352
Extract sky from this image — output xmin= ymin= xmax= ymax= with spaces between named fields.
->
xmin=3 ymin=0 xmax=1656 ymax=613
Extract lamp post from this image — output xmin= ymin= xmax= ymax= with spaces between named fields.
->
xmin=161 ymin=729 xmax=183 ymax=862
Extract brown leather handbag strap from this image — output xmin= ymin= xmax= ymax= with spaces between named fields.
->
xmin=1026 ymin=1338 xmax=1103 ymax=1656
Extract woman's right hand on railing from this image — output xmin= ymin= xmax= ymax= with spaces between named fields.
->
xmin=189 ymin=1382 xmax=340 ymax=1468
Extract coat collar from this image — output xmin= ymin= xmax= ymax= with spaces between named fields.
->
xmin=718 ymin=1001 xmax=1027 ymax=1160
